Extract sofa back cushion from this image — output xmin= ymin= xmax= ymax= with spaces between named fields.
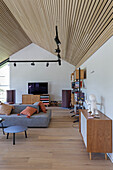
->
xmin=11 ymin=104 xmax=39 ymax=114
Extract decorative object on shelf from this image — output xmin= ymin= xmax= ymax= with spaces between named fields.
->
xmin=85 ymin=94 xmax=98 ymax=115
xmin=75 ymin=92 xmax=85 ymax=102
xmin=71 ymin=72 xmax=75 ymax=81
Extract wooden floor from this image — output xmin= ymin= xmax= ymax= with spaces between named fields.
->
xmin=0 ymin=107 xmax=113 ymax=170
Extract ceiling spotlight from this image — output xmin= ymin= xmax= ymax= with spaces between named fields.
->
xmin=14 ymin=62 xmax=16 ymax=67
xmin=31 ymin=62 xmax=35 ymax=66
xmin=55 ymin=45 xmax=61 ymax=53
xmin=46 ymin=62 xmax=49 ymax=67
xmin=58 ymin=59 xmax=61 ymax=66
xmin=54 ymin=36 xmax=61 ymax=45
xmin=57 ymin=53 xmax=61 ymax=59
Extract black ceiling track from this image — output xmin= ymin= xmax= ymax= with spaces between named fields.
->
xmin=0 ymin=58 xmax=9 ymax=67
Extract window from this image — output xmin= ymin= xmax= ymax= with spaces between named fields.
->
xmin=0 ymin=64 xmax=10 ymax=102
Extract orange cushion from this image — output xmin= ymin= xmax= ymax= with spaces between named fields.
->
xmin=38 ymin=101 xmax=46 ymax=113
xmin=20 ymin=106 xmax=38 ymax=118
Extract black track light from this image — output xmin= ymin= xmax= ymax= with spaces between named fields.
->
xmin=55 ymin=45 xmax=61 ymax=53
xmin=31 ymin=62 xmax=35 ymax=66
xmin=54 ymin=26 xmax=61 ymax=45
xmin=58 ymin=59 xmax=61 ymax=66
xmin=57 ymin=53 xmax=61 ymax=59
xmin=14 ymin=62 xmax=16 ymax=67
xmin=46 ymin=62 xmax=49 ymax=67
xmin=54 ymin=36 xmax=61 ymax=45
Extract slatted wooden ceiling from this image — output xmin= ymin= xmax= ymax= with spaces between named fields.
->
xmin=0 ymin=0 xmax=31 ymax=63
xmin=1 ymin=0 xmax=113 ymax=66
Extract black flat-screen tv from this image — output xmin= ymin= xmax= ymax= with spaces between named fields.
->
xmin=28 ymin=82 xmax=48 ymax=95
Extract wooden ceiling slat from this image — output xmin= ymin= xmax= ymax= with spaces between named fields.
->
xmin=71 ymin=0 xmax=112 ymax=64
xmin=1 ymin=0 xmax=113 ymax=66
xmin=76 ymin=23 xmax=113 ymax=67
xmin=79 ymin=5 xmax=112 ymax=53
xmin=69 ymin=0 xmax=92 ymax=60
xmin=69 ymin=0 xmax=98 ymax=62
xmin=72 ymin=16 xmax=112 ymax=65
xmin=0 ymin=0 xmax=31 ymax=63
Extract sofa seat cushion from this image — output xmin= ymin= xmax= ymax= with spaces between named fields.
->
xmin=0 ymin=110 xmax=51 ymax=127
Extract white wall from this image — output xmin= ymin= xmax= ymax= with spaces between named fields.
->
xmin=80 ymin=36 xmax=113 ymax=162
xmin=10 ymin=43 xmax=75 ymax=103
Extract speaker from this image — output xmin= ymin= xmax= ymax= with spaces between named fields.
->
xmin=7 ymin=90 xmax=15 ymax=104
xmin=62 ymin=90 xmax=71 ymax=108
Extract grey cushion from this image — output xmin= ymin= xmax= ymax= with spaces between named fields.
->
xmin=33 ymin=102 xmax=39 ymax=105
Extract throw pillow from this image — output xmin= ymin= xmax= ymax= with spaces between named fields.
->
xmin=38 ymin=101 xmax=46 ymax=113
xmin=20 ymin=106 xmax=38 ymax=118
xmin=0 ymin=103 xmax=13 ymax=115
xmin=33 ymin=102 xmax=39 ymax=105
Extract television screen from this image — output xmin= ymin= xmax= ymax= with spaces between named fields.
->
xmin=28 ymin=82 xmax=48 ymax=95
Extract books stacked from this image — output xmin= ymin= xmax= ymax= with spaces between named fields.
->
xmin=40 ymin=95 xmax=49 ymax=106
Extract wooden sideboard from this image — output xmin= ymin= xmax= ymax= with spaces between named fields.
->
xmin=22 ymin=94 xmax=40 ymax=104
xmin=79 ymin=109 xmax=112 ymax=160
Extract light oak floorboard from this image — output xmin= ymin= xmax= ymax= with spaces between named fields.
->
xmin=0 ymin=107 xmax=113 ymax=170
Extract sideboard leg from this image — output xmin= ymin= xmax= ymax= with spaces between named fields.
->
xmin=105 ymin=153 xmax=107 ymax=160
xmin=89 ymin=152 xmax=92 ymax=160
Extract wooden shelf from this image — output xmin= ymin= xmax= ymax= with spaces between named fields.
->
xmin=75 ymin=69 xmax=86 ymax=80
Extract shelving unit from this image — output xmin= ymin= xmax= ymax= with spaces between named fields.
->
xmin=40 ymin=94 xmax=50 ymax=106
xmin=71 ymin=69 xmax=86 ymax=107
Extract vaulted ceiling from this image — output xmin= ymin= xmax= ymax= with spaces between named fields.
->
xmin=0 ymin=0 xmax=113 ymax=66
xmin=0 ymin=0 xmax=31 ymax=63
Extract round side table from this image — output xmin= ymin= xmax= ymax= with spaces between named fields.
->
xmin=4 ymin=125 xmax=28 ymax=145
xmin=0 ymin=118 xmax=5 ymax=135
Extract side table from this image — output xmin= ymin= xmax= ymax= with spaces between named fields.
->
xmin=0 ymin=118 xmax=5 ymax=135
xmin=4 ymin=126 xmax=28 ymax=145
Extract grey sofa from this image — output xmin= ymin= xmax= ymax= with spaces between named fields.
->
xmin=0 ymin=104 xmax=51 ymax=127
